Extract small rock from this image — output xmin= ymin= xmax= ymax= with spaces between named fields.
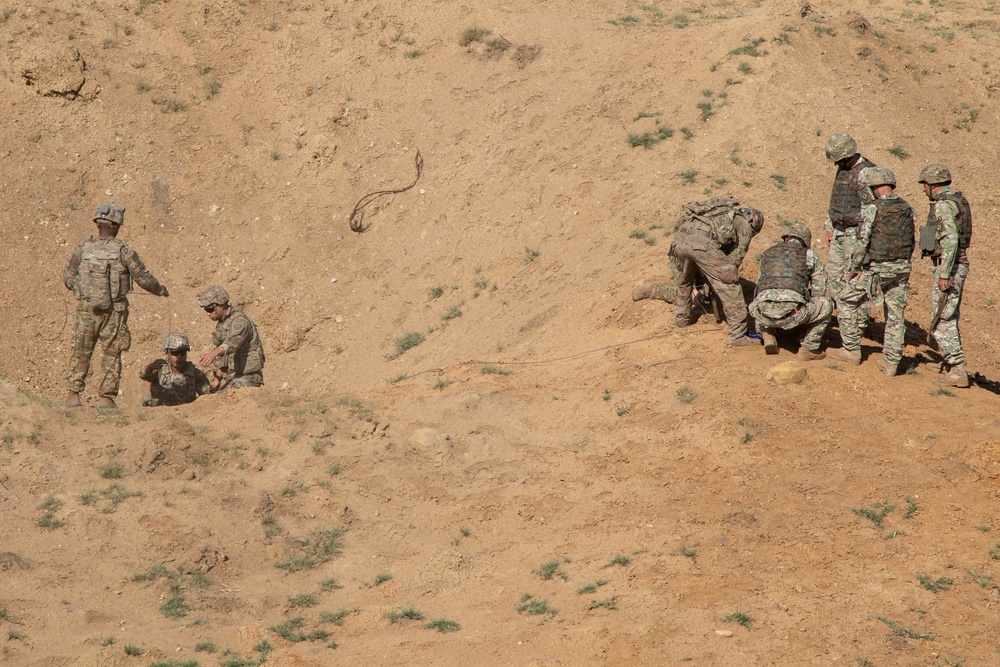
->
xmin=766 ymin=361 xmax=807 ymax=385
xmin=715 ymin=629 xmax=733 ymax=637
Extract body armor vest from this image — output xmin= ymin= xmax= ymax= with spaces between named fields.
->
xmin=868 ymin=197 xmax=915 ymax=263
xmin=828 ymin=157 xmax=875 ymax=226
xmin=929 ymin=190 xmax=972 ymax=265
xmin=76 ymin=238 xmax=132 ymax=311
xmin=757 ymin=243 xmax=809 ymax=297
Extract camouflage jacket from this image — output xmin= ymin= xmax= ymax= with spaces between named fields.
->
xmin=63 ymin=237 xmax=166 ymax=305
xmin=139 ymin=359 xmax=211 ymax=405
xmin=212 ymin=309 xmax=265 ymax=377
xmin=929 ymin=187 xmax=961 ymax=280
xmin=719 ymin=213 xmax=756 ymax=269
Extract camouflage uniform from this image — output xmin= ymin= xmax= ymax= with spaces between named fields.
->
xmin=139 ymin=360 xmax=211 ymax=406
xmin=63 ymin=232 xmax=167 ymax=400
xmin=838 ymin=192 xmax=916 ymax=367
xmin=749 ymin=238 xmax=832 ymax=353
xmin=673 ymin=200 xmax=762 ymax=344
xmin=927 ymin=185 xmax=970 ymax=369
xmin=825 ymin=156 xmax=876 ymax=297
xmin=211 ymin=309 xmax=266 ymax=389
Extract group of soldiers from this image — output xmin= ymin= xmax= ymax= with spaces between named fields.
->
xmin=634 ymin=133 xmax=972 ymax=388
xmin=63 ymin=204 xmax=265 ymax=408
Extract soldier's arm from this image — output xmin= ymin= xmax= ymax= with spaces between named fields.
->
xmin=62 ymin=241 xmax=86 ymax=290
xmin=138 ymin=358 xmax=167 ymax=382
xmin=219 ymin=315 xmax=252 ymax=353
xmin=120 ymin=246 xmax=169 ymax=296
xmin=935 ymin=200 xmax=960 ymax=280
xmin=193 ymin=368 xmax=213 ymax=395
xmin=807 ymin=250 xmax=828 ymax=297
xmin=730 ymin=218 xmax=753 ymax=268
xmin=850 ymin=204 xmax=876 ymax=272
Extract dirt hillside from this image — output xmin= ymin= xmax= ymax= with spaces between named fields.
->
xmin=3 ymin=0 xmax=1000 ymax=665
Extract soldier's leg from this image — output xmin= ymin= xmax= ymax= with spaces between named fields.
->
xmin=826 ymin=229 xmax=857 ymax=298
xmin=632 ymin=282 xmax=676 ymax=302
xmin=673 ymin=243 xmax=698 ymax=327
xmin=66 ymin=308 xmax=101 ymax=395
xmin=691 ymin=247 xmax=747 ymax=342
xmin=97 ymin=307 xmax=131 ymax=401
xmin=932 ymin=264 xmax=968 ymax=367
xmin=835 ymin=273 xmax=869 ymax=352
xmin=792 ymin=296 xmax=835 ymax=351
xmin=880 ymin=271 xmax=909 ymax=366
xmin=221 ymin=373 xmax=264 ymax=391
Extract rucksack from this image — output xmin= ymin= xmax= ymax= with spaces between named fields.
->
xmin=677 ymin=196 xmax=741 ymax=242
xmin=76 ymin=238 xmax=126 ymax=312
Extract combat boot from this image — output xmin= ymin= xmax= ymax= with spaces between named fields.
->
xmin=935 ymin=363 xmax=969 ymax=388
xmin=66 ymin=391 xmax=82 ymax=408
xmin=797 ymin=347 xmax=826 ymax=361
xmin=726 ymin=336 xmax=759 ymax=348
xmin=762 ymin=329 xmax=778 ymax=355
xmin=632 ymin=282 xmax=675 ymax=303
xmin=827 ymin=347 xmax=862 ymax=366
xmin=876 ymin=358 xmax=898 ymax=377
xmin=97 ymin=396 xmax=117 ymax=409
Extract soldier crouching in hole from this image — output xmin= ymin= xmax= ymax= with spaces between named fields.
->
xmin=139 ymin=333 xmax=212 ymax=407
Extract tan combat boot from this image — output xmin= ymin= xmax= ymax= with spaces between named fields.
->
xmin=936 ymin=363 xmax=970 ymax=388
xmin=797 ymin=347 xmax=826 ymax=361
xmin=632 ymin=282 xmax=676 ymax=302
xmin=876 ymin=358 xmax=898 ymax=377
xmin=726 ymin=336 xmax=759 ymax=348
xmin=827 ymin=347 xmax=862 ymax=366
xmin=97 ymin=396 xmax=117 ymax=409
xmin=762 ymin=329 xmax=778 ymax=355
xmin=66 ymin=391 xmax=82 ymax=408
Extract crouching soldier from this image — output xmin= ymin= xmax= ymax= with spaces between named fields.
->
xmin=139 ymin=333 xmax=212 ymax=406
xmin=749 ymin=223 xmax=833 ymax=360
xmin=197 ymin=285 xmax=265 ymax=390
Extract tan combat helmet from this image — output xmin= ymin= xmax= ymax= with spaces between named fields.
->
xmin=918 ymin=163 xmax=952 ymax=185
xmin=163 ymin=332 xmax=191 ymax=352
xmin=824 ymin=133 xmax=858 ymax=163
xmin=859 ymin=166 xmax=896 ymax=188
xmin=93 ymin=203 xmax=125 ymax=226
xmin=782 ymin=222 xmax=812 ymax=248
xmin=197 ymin=285 xmax=230 ymax=308
xmin=738 ymin=206 xmax=764 ymax=234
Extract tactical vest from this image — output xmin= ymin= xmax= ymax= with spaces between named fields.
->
xmin=757 ymin=242 xmax=809 ymax=297
xmin=75 ymin=238 xmax=132 ymax=311
xmin=828 ymin=157 xmax=875 ymax=226
xmin=214 ymin=311 xmax=266 ymax=376
xmin=929 ymin=190 xmax=972 ymax=265
xmin=677 ymin=197 xmax=739 ymax=244
xmin=868 ymin=197 xmax=915 ymax=263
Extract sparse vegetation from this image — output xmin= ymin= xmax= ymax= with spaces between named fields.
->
xmin=729 ymin=37 xmax=766 ymax=57
xmin=577 ymin=579 xmax=609 ymax=595
xmin=535 ymin=560 xmax=568 ymax=581
xmin=459 ymin=26 xmax=492 ymax=46
xmin=723 ymin=610 xmax=754 ymax=629
xmin=482 ymin=365 xmax=512 ymax=375
xmin=852 ymin=502 xmax=894 ymax=529
xmin=916 ymin=573 xmax=953 ymax=592
xmin=888 ymin=144 xmax=909 ymax=159
xmin=875 ymin=615 xmax=932 ymax=640
xmin=288 ymin=593 xmax=319 ymax=608
xmin=676 ymin=543 xmax=698 ymax=560
xmin=275 ymin=527 xmax=345 ymax=573
xmin=37 ymin=495 xmax=64 ymax=529
xmin=425 ymin=618 xmax=461 ymax=632
xmin=100 ymin=461 xmax=124 ymax=479
xmin=386 ymin=607 xmax=424 ymax=623
xmin=677 ymin=386 xmax=695 ymax=403
xmin=588 ymin=596 xmax=618 ymax=611
xmin=124 ymin=644 xmax=143 ymax=656
xmin=679 ymin=169 xmax=698 ymax=184
xmin=523 ymin=247 xmax=541 ymax=263
xmin=373 ymin=572 xmax=393 ymax=586
xmin=517 ymin=594 xmax=557 ymax=616
xmin=600 ymin=554 xmax=631 ymax=569
xmin=392 ymin=331 xmax=425 ymax=357
xmin=770 ymin=174 xmax=787 ymax=190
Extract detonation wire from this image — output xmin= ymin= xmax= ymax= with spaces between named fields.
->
xmin=348 ymin=150 xmax=423 ymax=233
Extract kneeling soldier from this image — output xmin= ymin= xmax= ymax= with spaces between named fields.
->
xmin=749 ymin=223 xmax=833 ymax=360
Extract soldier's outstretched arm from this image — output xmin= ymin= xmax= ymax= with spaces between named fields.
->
xmin=120 ymin=246 xmax=169 ymax=296
xmin=730 ymin=218 xmax=753 ymax=268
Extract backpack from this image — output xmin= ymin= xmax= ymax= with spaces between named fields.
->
xmin=76 ymin=238 xmax=127 ymax=312
xmin=677 ymin=196 xmax=741 ymax=242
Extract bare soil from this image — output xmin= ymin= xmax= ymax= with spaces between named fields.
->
xmin=3 ymin=0 xmax=1000 ymax=665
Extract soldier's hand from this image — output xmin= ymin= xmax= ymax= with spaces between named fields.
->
xmin=160 ymin=286 xmax=170 ymax=297
xmin=938 ymin=277 xmax=951 ymax=293
xmin=826 ymin=231 xmax=833 ymax=247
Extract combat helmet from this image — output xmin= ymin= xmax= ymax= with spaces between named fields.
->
xmin=824 ymin=133 xmax=858 ymax=163
xmin=918 ymin=163 xmax=952 ymax=186
xmin=163 ymin=332 xmax=191 ymax=352
xmin=93 ymin=203 xmax=125 ymax=226
xmin=782 ymin=222 xmax=812 ymax=248
xmin=197 ymin=285 xmax=230 ymax=308
xmin=859 ymin=166 xmax=896 ymax=188
xmin=737 ymin=206 xmax=764 ymax=234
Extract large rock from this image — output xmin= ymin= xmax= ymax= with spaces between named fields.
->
xmin=766 ymin=361 xmax=807 ymax=385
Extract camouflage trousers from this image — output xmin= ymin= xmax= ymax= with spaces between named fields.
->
xmin=930 ymin=263 xmax=968 ymax=366
xmin=672 ymin=235 xmax=747 ymax=342
xmin=67 ymin=302 xmax=132 ymax=398
xmin=220 ymin=372 xmax=264 ymax=391
xmin=749 ymin=296 xmax=834 ymax=352
xmin=838 ymin=264 xmax=910 ymax=364
xmin=827 ymin=225 xmax=862 ymax=299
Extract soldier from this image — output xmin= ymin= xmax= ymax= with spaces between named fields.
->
xmin=670 ymin=197 xmax=764 ymax=346
xmin=138 ymin=332 xmax=212 ymax=406
xmin=632 ymin=241 xmax=720 ymax=319
xmin=197 ymin=285 xmax=266 ymax=390
xmin=828 ymin=167 xmax=915 ymax=376
xmin=919 ymin=163 xmax=972 ymax=388
xmin=823 ymin=133 xmax=875 ymax=297
xmin=748 ymin=223 xmax=832 ymax=360
xmin=63 ymin=203 xmax=169 ymax=408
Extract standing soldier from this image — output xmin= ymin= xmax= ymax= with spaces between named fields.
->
xmin=671 ymin=197 xmax=764 ymax=346
xmin=63 ymin=203 xmax=169 ymax=408
xmin=919 ymin=164 xmax=972 ymax=388
xmin=828 ymin=167 xmax=915 ymax=376
xmin=749 ymin=223 xmax=832 ymax=360
xmin=197 ymin=285 xmax=266 ymax=390
xmin=823 ymin=133 xmax=875 ymax=297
